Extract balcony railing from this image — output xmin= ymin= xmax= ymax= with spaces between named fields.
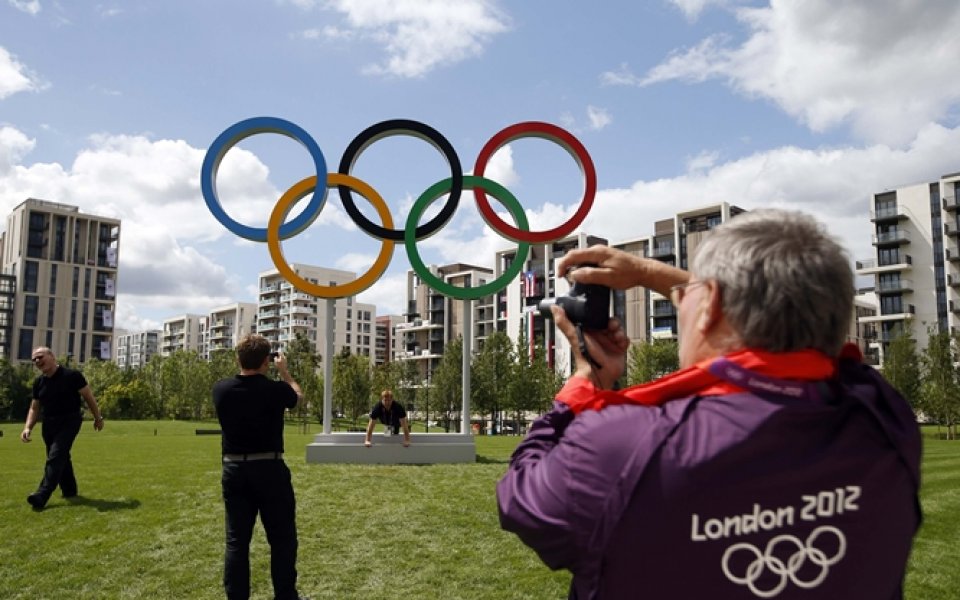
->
xmin=872 ymin=230 xmax=911 ymax=245
xmin=877 ymin=278 xmax=913 ymax=293
xmin=871 ymin=205 xmax=908 ymax=221
xmin=944 ymin=195 xmax=958 ymax=212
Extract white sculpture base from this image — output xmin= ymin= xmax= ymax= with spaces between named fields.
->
xmin=305 ymin=432 xmax=476 ymax=464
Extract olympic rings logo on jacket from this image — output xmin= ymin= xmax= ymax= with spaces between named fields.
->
xmin=200 ymin=117 xmax=597 ymax=300
xmin=720 ymin=526 xmax=846 ymax=598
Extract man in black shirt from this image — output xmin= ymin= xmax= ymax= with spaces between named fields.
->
xmin=20 ymin=346 xmax=104 ymax=510
xmin=363 ymin=389 xmax=411 ymax=447
xmin=212 ymin=334 xmax=307 ymax=600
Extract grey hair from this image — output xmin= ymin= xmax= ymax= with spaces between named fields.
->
xmin=691 ymin=209 xmax=854 ymax=356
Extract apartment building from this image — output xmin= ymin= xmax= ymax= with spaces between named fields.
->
xmin=397 ymin=263 xmax=496 ymax=382
xmin=375 ymin=314 xmax=404 ymax=365
xmin=161 ymin=314 xmax=206 ymax=356
xmin=856 ymin=171 xmax=960 ymax=361
xmin=0 ymin=198 xmax=120 ymax=362
xmin=495 ymin=233 xmax=608 ymax=374
xmin=257 ymin=264 xmax=375 ymax=359
xmin=206 ymin=302 xmax=257 ymax=355
xmin=114 ymin=329 xmax=161 ymax=369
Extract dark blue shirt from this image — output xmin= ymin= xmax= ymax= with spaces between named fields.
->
xmin=33 ymin=366 xmax=87 ymax=418
xmin=213 ymin=373 xmax=298 ymax=454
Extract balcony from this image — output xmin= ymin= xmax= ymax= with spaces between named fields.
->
xmin=947 ymin=249 xmax=960 ymax=263
xmin=856 ymin=255 xmax=912 ymax=274
xmin=872 ymin=230 xmax=911 ymax=246
xmin=876 ymin=278 xmax=913 ymax=294
xmin=652 ymin=305 xmax=676 ymax=317
xmin=870 ymin=205 xmax=909 ymax=222
xmin=649 ymin=246 xmax=676 ymax=259
xmin=946 ymin=223 xmax=960 ymax=238
xmin=944 ymin=195 xmax=959 ymax=212
xmin=860 ymin=305 xmax=915 ymax=324
xmin=949 ymin=274 xmax=960 ymax=288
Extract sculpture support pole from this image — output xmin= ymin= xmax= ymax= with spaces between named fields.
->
xmin=462 ymin=299 xmax=472 ymax=435
xmin=323 ymin=297 xmax=334 ymax=435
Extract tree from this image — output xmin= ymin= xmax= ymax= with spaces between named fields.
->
xmin=880 ymin=331 xmax=921 ymax=410
xmin=0 ymin=358 xmax=34 ymax=420
xmin=432 ymin=336 xmax=463 ymax=432
xmin=472 ymin=331 xmax=514 ymax=434
xmin=161 ymin=350 xmax=211 ymax=420
xmin=282 ymin=333 xmax=321 ymax=421
xmin=333 ymin=348 xmax=372 ymax=424
xmin=80 ymin=359 xmax=125 ymax=402
xmin=627 ymin=339 xmax=679 ymax=385
xmin=139 ymin=354 xmax=166 ymax=419
xmin=97 ymin=379 xmax=154 ymax=419
xmin=920 ymin=330 xmax=960 ymax=439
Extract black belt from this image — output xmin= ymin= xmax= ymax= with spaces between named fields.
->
xmin=222 ymin=452 xmax=283 ymax=462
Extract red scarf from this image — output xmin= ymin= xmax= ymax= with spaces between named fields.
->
xmin=557 ymin=344 xmax=862 ymax=415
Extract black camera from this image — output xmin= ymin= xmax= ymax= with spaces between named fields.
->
xmin=538 ymin=265 xmax=611 ymax=330
xmin=269 ymin=352 xmax=279 ymax=361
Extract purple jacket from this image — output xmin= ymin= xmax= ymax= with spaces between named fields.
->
xmin=496 ymin=358 xmax=921 ymax=599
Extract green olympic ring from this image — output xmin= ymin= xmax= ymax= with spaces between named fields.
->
xmin=405 ymin=175 xmax=530 ymax=300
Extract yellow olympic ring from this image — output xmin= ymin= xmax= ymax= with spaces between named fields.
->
xmin=266 ymin=173 xmax=395 ymax=298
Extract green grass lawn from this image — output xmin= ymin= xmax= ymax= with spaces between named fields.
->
xmin=0 ymin=421 xmax=956 ymax=599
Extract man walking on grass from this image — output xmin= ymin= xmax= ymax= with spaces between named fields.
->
xmin=21 ymin=346 xmax=104 ymax=510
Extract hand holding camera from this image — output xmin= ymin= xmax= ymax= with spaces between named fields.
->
xmin=539 ymin=263 xmax=629 ymax=389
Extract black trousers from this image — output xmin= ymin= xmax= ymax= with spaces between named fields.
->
xmin=222 ymin=460 xmax=299 ymax=600
xmin=36 ymin=413 xmax=83 ymax=500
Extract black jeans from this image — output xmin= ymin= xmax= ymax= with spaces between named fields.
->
xmin=222 ymin=460 xmax=299 ymax=600
xmin=36 ymin=413 xmax=83 ymax=500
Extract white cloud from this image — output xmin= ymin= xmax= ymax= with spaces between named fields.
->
xmin=578 ymin=123 xmax=960 ymax=267
xmin=357 ymin=272 xmax=408 ymax=316
xmin=0 ymin=128 xmax=290 ymax=329
xmin=0 ymin=46 xmax=42 ymax=99
xmin=667 ymin=0 xmax=728 ymax=20
xmin=607 ymin=0 xmax=960 ymax=146
xmin=8 ymin=0 xmax=40 ymax=15
xmin=587 ymin=105 xmax=612 ymax=131
xmin=481 ymin=144 xmax=518 ymax=187
xmin=313 ymin=0 xmax=511 ymax=78
xmin=0 ymin=126 xmax=36 ymax=174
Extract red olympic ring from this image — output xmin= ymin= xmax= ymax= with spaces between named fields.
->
xmin=473 ymin=121 xmax=597 ymax=244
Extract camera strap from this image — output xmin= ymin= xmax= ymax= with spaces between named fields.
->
xmin=576 ymin=324 xmax=602 ymax=370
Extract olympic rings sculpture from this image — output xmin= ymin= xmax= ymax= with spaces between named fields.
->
xmin=200 ymin=116 xmax=596 ymax=300
xmin=720 ymin=526 xmax=846 ymax=598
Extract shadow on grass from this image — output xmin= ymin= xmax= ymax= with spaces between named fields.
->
xmin=476 ymin=455 xmax=509 ymax=464
xmin=55 ymin=495 xmax=141 ymax=512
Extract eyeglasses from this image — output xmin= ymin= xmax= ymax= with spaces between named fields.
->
xmin=669 ymin=280 xmax=710 ymax=307
xmin=31 ymin=356 xmax=45 ymax=363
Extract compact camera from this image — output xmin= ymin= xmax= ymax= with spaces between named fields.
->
xmin=538 ymin=265 xmax=611 ymax=330
xmin=269 ymin=352 xmax=280 ymax=361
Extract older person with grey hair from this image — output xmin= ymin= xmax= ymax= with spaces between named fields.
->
xmin=497 ymin=209 xmax=921 ymax=600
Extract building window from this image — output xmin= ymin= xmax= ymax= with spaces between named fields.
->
xmin=70 ymin=299 xmax=77 ymax=329
xmin=47 ymin=298 xmax=55 ymax=327
xmin=82 ymin=301 xmax=89 ymax=329
xmin=49 ymin=264 xmax=58 ymax=295
xmin=27 ymin=211 xmax=47 ymax=259
xmin=23 ymin=261 xmax=39 ymax=293
xmin=72 ymin=267 xmax=80 ymax=297
xmin=84 ymin=268 xmax=91 ymax=297
xmin=45 ymin=330 xmax=53 ymax=348
xmin=54 ymin=215 xmax=67 ymax=262
xmin=23 ymin=295 xmax=38 ymax=326
xmin=17 ymin=328 xmax=34 ymax=360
